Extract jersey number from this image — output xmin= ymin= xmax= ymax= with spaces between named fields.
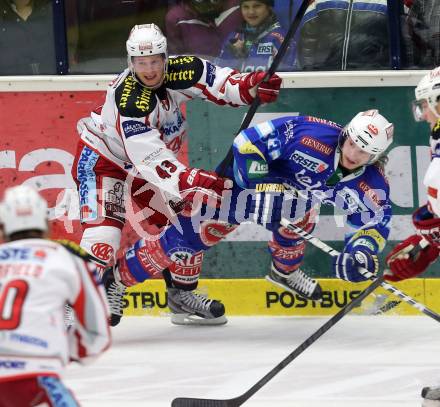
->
xmin=0 ymin=280 xmax=29 ymax=329
xmin=156 ymin=160 xmax=177 ymax=179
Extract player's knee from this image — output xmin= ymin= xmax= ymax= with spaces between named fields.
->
xmin=80 ymin=226 xmax=121 ymax=265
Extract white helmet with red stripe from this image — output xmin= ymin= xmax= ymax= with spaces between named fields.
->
xmin=0 ymin=185 xmax=48 ymax=236
xmin=413 ymin=66 xmax=440 ymax=121
xmin=126 ymin=24 xmax=168 ymax=88
xmin=342 ymin=109 xmax=394 ymax=162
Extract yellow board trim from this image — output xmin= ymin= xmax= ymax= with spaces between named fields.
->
xmin=123 ymin=278 xmax=440 ymax=317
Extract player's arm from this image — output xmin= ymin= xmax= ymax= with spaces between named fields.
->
xmin=183 ymin=57 xmax=281 ymax=106
xmin=232 ymin=120 xmax=283 ymax=188
xmin=333 ymin=181 xmax=392 ymax=282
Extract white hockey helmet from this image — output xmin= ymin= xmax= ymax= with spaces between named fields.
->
xmin=341 ymin=110 xmax=394 ymax=162
xmin=126 ymin=24 xmax=168 ymax=87
xmin=413 ymin=66 xmax=440 ymax=121
xmin=0 ymin=185 xmax=48 ymax=236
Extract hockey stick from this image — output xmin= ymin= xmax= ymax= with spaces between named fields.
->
xmin=216 ymin=0 xmax=309 ymax=177
xmin=279 ymin=218 xmax=440 ymax=323
xmin=171 ymin=275 xmax=383 ymax=407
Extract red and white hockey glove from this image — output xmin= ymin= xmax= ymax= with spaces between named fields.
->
xmin=385 ymin=234 xmax=440 ymax=281
xmin=240 ymin=72 xmax=282 ymax=104
xmin=178 ymin=167 xmax=232 ymax=209
xmin=412 ymin=204 xmax=440 ymax=247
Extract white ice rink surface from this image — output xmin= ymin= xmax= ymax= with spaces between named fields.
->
xmin=65 ymin=316 xmax=440 ymax=407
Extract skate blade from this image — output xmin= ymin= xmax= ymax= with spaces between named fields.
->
xmin=171 ymin=313 xmax=227 ymax=326
xmin=265 ymin=275 xmax=322 ymax=302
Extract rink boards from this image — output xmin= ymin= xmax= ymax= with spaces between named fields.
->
xmin=123 ymin=278 xmax=440 ymax=317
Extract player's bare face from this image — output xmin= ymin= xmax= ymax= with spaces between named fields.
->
xmin=132 ymin=55 xmax=166 ymax=88
xmin=340 ymin=138 xmax=372 ymax=170
xmin=241 ymin=1 xmax=271 ymax=27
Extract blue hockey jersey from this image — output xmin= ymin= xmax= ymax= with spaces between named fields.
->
xmin=231 ymin=115 xmax=392 ymax=253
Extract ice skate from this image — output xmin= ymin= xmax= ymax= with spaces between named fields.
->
xmin=266 ymin=263 xmax=322 ymax=301
xmin=422 ymin=386 xmax=440 ymax=407
xmin=101 ymin=266 xmax=126 ymax=327
xmin=167 ymin=288 xmax=227 ymax=326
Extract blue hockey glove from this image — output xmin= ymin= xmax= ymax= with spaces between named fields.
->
xmin=333 ymin=244 xmax=379 ymax=282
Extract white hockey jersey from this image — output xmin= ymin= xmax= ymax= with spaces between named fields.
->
xmin=0 ymin=239 xmax=110 ymax=381
xmin=77 ymin=56 xmax=252 ymax=206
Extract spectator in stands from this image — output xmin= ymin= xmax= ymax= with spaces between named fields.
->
xmin=297 ymin=0 xmax=390 ymax=71
xmin=0 ymin=0 xmax=56 ymax=75
xmin=402 ymin=0 xmax=440 ymax=68
xmin=217 ymin=0 xmax=294 ymax=72
xmin=165 ymin=0 xmax=242 ymax=58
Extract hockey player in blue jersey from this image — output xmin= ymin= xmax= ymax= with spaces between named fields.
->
xmin=103 ymin=109 xmax=394 ymax=326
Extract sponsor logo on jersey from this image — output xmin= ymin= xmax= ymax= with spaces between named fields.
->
xmin=257 ymin=42 xmax=273 ymax=55
xmin=255 ymin=183 xmax=285 ymax=192
xmin=161 ymin=108 xmax=184 ymax=137
xmin=290 ymin=150 xmax=329 ymax=173
xmin=102 ymin=177 xmax=126 ymax=223
xmin=165 ymin=69 xmax=196 ymax=82
xmin=168 ymin=56 xmax=195 ymax=66
xmin=200 ymin=221 xmax=238 ymax=246
xmin=122 ymin=120 xmax=151 ymax=138
xmin=247 ymin=159 xmax=268 ymax=178
xmin=77 ymin=147 xmax=99 ymax=222
xmin=335 ymin=186 xmax=369 ymax=214
xmin=306 ymin=116 xmax=341 ymax=129
xmin=0 ymin=360 xmax=26 ymax=369
xmin=135 ymin=86 xmax=153 ymax=112
xmin=300 ymin=136 xmax=333 ymax=156
xmin=0 ymin=248 xmax=30 ymax=260
xmin=91 ymin=243 xmax=114 ymax=262
xmin=205 ymin=62 xmax=216 ymax=86
xmin=283 ymin=120 xmax=295 ymax=141
xmin=358 ymin=181 xmax=382 ymax=207
xmin=168 ymin=247 xmax=203 ymax=277
xmin=10 ymin=333 xmax=48 ymax=348
xmin=119 ymin=75 xmax=136 ymax=109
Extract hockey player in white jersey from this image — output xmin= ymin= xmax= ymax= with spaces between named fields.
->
xmin=0 ymin=185 xmax=111 ymax=406
xmin=71 ymin=23 xmax=281 ymax=325
xmin=385 ymin=67 xmax=440 ymax=406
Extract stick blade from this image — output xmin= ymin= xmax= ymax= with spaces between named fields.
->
xmin=171 ymin=397 xmax=237 ymax=407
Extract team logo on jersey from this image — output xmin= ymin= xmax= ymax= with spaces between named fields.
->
xmin=247 ymin=159 xmax=269 ymax=178
xmin=290 ymin=150 xmax=329 ymax=173
xmin=91 ymin=243 xmax=114 ymax=262
xmin=122 ymin=120 xmax=151 ymax=139
xmin=257 ymin=42 xmax=273 ymax=55
xmin=300 ymin=136 xmax=333 ymax=156
xmin=205 ymin=62 xmax=216 ymax=86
